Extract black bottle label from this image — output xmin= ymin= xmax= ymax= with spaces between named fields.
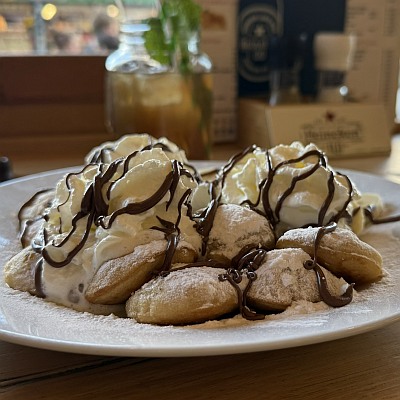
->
xmin=238 ymin=0 xmax=279 ymax=96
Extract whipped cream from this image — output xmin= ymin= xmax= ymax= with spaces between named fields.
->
xmin=219 ymin=142 xmax=362 ymax=233
xmin=40 ymin=144 xmax=201 ymax=310
xmin=85 ymin=133 xmax=188 ymax=165
xmin=23 ymin=136 xmax=383 ymax=315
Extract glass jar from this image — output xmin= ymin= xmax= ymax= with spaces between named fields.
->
xmin=105 ymin=19 xmax=213 ymax=160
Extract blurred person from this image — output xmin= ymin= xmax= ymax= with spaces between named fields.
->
xmin=93 ymin=13 xmax=119 ymax=51
xmin=51 ymin=30 xmax=82 ymax=54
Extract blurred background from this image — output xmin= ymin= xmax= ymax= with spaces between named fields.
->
xmin=0 ymin=0 xmax=127 ymax=55
xmin=0 ymin=0 xmax=400 ymax=175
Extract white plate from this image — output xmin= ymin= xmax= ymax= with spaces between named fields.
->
xmin=0 ymin=168 xmax=400 ymax=357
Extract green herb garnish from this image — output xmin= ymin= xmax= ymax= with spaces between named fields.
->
xmin=143 ymin=0 xmax=202 ymax=71
xmin=143 ymin=17 xmax=170 ymax=65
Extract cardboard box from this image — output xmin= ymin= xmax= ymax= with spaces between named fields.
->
xmin=238 ymin=98 xmax=391 ymax=158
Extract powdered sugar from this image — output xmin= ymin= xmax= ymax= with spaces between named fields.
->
xmin=248 ymin=248 xmax=347 ymax=309
xmin=207 ymin=204 xmax=275 ymax=261
xmin=1 ymin=165 xmax=400 ymax=356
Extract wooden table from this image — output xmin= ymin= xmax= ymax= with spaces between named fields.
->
xmin=1 ymin=136 xmax=400 ymax=400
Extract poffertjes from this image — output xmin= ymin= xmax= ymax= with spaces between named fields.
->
xmin=5 ymin=134 xmax=395 ymax=325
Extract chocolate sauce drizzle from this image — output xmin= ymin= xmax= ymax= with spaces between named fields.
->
xmin=150 ymin=187 xmax=192 ymax=275
xmin=195 ymin=147 xmax=354 ymax=245
xmin=190 ymin=146 xmax=358 ymax=317
xmin=192 ymin=181 xmax=220 ymax=255
xmin=29 ymin=149 xmax=195 ymax=294
xmin=18 ymin=188 xmax=54 ymax=247
xmin=193 ymin=146 xmax=353 ymax=255
xmin=303 ymin=222 xmax=354 ymax=307
xmin=364 ymin=205 xmax=400 ymax=224
xmin=218 ymin=246 xmax=268 ymax=320
xmin=16 ymin=141 xmax=400 ymax=322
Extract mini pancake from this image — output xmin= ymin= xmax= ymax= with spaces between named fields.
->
xmin=247 ymin=248 xmax=349 ymax=311
xmin=276 ymin=227 xmax=383 ymax=284
xmin=4 ymin=246 xmax=125 ymax=316
xmin=4 ymin=246 xmax=40 ymax=295
xmin=206 ymin=204 xmax=275 ymax=265
xmin=126 ymin=266 xmax=238 ymax=325
xmin=85 ymin=240 xmax=198 ymax=305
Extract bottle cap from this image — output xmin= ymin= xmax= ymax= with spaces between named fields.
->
xmin=313 ymin=32 xmax=357 ymax=71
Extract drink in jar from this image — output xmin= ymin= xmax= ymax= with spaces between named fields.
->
xmin=106 ymin=70 xmax=213 ymax=160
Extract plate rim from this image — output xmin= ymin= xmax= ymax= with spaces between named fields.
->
xmin=0 ymin=308 xmax=400 ymax=357
xmin=1 ymin=166 xmax=400 ymax=357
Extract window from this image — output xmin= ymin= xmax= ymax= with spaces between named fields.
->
xmin=0 ymin=0 xmax=154 ymax=55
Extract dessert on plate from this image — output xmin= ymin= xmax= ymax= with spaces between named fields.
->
xmin=4 ymin=133 xmax=394 ymax=325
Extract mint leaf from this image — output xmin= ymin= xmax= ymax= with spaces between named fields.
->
xmin=162 ymin=0 xmax=202 ymax=73
xmin=163 ymin=0 xmax=202 ymax=31
xmin=143 ymin=0 xmax=203 ymax=71
xmin=143 ymin=17 xmax=170 ymax=65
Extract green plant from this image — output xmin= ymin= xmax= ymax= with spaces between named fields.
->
xmin=144 ymin=0 xmax=202 ymax=72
